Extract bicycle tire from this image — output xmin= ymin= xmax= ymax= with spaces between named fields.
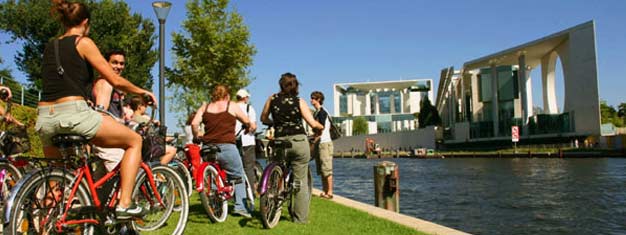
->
xmin=260 ymin=165 xmax=283 ymax=229
xmin=131 ymin=165 xmax=188 ymax=235
xmin=199 ymin=165 xmax=228 ymax=223
xmin=170 ymin=159 xmax=193 ymax=198
xmin=243 ymin=174 xmax=255 ymax=211
xmin=0 ymin=162 xmax=22 ymax=224
xmin=5 ymin=168 xmax=94 ymax=235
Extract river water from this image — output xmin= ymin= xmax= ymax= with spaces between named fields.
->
xmin=309 ymin=158 xmax=626 ymax=235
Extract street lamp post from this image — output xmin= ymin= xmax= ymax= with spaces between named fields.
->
xmin=152 ymin=1 xmax=171 ymax=128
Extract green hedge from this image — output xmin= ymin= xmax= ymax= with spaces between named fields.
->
xmin=2 ymin=101 xmax=43 ymax=157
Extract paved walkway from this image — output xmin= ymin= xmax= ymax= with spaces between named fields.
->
xmin=312 ymin=188 xmax=471 ymax=235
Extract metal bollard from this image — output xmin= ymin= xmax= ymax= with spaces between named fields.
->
xmin=373 ymin=161 xmax=399 ymax=212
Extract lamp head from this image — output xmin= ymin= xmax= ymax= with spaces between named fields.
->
xmin=152 ymin=1 xmax=172 ymax=21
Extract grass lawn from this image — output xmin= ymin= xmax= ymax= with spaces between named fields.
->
xmin=141 ymin=193 xmax=426 ymax=235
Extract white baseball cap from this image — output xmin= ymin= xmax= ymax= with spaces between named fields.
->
xmin=236 ymin=89 xmax=250 ymax=98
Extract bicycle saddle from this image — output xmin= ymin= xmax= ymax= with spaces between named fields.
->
xmin=51 ymin=134 xmax=88 ymax=148
xmin=201 ymin=144 xmax=221 ymax=154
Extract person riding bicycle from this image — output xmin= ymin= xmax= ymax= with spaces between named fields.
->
xmin=36 ymin=0 xmax=156 ymax=219
xmin=191 ymin=85 xmax=256 ymax=218
xmin=129 ymin=96 xmax=177 ymax=165
xmin=260 ymin=72 xmax=323 ymax=224
xmin=91 ymin=49 xmax=128 ymax=172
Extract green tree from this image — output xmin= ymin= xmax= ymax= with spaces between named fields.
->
xmin=418 ymin=96 xmax=441 ymax=128
xmin=352 ymin=116 xmax=368 ymax=136
xmin=600 ymin=100 xmax=624 ymax=127
xmin=167 ymin=0 xmax=256 ymax=122
xmin=0 ymin=56 xmax=12 ymax=80
xmin=0 ymin=0 xmax=157 ymax=88
xmin=618 ymin=103 xmax=626 ymax=117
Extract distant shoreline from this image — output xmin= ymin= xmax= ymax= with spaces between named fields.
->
xmin=333 ymin=150 xmax=626 ymax=159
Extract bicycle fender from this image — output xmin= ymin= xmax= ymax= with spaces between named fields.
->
xmin=4 ymin=167 xmax=49 ymax=223
xmin=195 ymin=162 xmax=210 ymax=192
xmin=257 ymin=162 xmax=279 ymax=195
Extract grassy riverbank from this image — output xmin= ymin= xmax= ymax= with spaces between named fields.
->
xmin=143 ymin=193 xmax=426 ymax=235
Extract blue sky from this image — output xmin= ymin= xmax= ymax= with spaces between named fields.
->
xmin=1 ymin=0 xmax=625 ymax=133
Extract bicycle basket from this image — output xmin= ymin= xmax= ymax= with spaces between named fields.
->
xmin=137 ymin=123 xmax=166 ymax=162
xmin=1 ymin=125 xmax=30 ymax=155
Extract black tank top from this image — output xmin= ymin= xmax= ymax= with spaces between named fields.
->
xmin=41 ymin=35 xmax=94 ymax=101
xmin=270 ymin=94 xmax=305 ymax=137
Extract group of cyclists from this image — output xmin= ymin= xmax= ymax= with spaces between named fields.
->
xmin=0 ymin=0 xmax=332 ymax=233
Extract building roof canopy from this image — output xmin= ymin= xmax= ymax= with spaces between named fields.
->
xmin=463 ymin=21 xmax=593 ymax=71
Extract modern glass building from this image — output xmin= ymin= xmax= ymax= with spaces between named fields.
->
xmin=333 ymin=79 xmax=434 ymax=136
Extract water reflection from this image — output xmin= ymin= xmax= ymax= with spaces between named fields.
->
xmin=309 ymin=158 xmax=626 ymax=235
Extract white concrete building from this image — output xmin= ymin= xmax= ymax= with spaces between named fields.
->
xmin=436 ymin=21 xmax=601 ymax=145
xmin=333 ymin=79 xmax=434 ymax=136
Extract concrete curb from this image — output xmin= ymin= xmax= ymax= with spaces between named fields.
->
xmin=312 ymin=188 xmax=471 ymax=235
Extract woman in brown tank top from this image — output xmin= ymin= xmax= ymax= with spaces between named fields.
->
xmin=190 ymin=85 xmax=257 ymax=216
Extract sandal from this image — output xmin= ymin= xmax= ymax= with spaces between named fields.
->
xmin=320 ymin=192 xmax=333 ymax=199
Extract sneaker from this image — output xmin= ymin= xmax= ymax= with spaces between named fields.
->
xmin=116 ymin=204 xmax=145 ymax=219
xmin=232 ymin=210 xmax=252 ymax=218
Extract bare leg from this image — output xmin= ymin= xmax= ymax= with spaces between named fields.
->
xmin=160 ymin=145 xmax=176 ymax=165
xmin=326 ymin=175 xmax=333 ymax=196
xmin=91 ymin=115 xmax=142 ymax=208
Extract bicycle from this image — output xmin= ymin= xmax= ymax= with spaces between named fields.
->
xmin=0 ymin=89 xmax=33 ymax=228
xmin=258 ymin=138 xmax=312 ymax=229
xmin=181 ymin=143 xmax=254 ymax=222
xmin=4 ymin=103 xmax=189 ymax=235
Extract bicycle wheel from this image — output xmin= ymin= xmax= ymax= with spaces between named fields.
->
xmin=199 ymin=165 xmax=228 ymax=223
xmin=0 ymin=162 xmax=22 ymax=221
xmin=131 ymin=165 xmax=188 ymax=235
xmin=243 ymin=174 xmax=254 ymax=211
xmin=5 ymin=168 xmax=94 ymax=235
xmin=260 ymin=165 xmax=283 ymax=229
xmin=170 ymin=159 xmax=192 ymax=198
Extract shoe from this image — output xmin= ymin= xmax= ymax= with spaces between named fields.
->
xmin=232 ymin=210 xmax=252 ymax=218
xmin=116 ymin=204 xmax=145 ymax=219
xmin=320 ymin=192 xmax=333 ymax=199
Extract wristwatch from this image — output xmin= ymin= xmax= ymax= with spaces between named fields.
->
xmin=94 ymin=104 xmax=106 ymax=112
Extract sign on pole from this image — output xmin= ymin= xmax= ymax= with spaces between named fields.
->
xmin=511 ymin=126 xmax=519 ymax=142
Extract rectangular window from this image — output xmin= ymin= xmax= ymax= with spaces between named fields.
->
xmin=478 ymin=70 xmax=492 ymax=102
xmin=340 ymin=95 xmax=348 ymax=115
xmin=379 ymin=93 xmax=390 ymax=114
xmin=394 ymin=91 xmax=401 ymax=113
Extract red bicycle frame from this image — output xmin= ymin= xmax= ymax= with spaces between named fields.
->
xmin=53 ymin=161 xmax=164 ymax=232
xmin=183 ymin=144 xmax=232 ymax=197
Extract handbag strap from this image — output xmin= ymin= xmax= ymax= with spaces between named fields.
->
xmin=321 ymin=107 xmax=334 ymax=126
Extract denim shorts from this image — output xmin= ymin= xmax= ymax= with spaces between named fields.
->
xmin=35 ymin=100 xmax=103 ymax=147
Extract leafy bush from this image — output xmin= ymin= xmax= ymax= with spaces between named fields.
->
xmin=1 ymin=101 xmax=42 ymax=157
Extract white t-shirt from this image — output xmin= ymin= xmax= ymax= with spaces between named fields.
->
xmin=318 ymin=107 xmax=332 ymax=143
xmin=183 ymin=125 xmax=194 ymax=144
xmin=235 ymin=102 xmax=256 ymax=146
